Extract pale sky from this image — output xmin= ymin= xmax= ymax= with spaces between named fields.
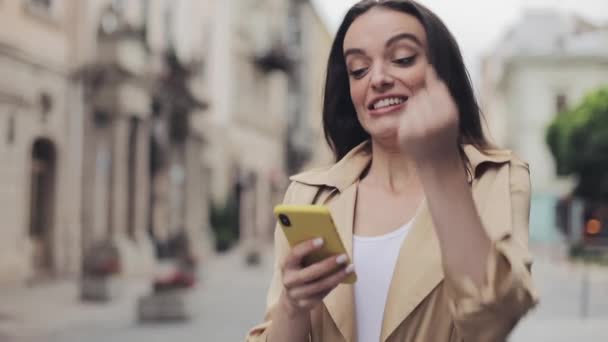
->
xmin=310 ymin=0 xmax=608 ymax=89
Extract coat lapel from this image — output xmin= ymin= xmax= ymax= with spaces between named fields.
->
xmin=380 ymin=199 xmax=444 ymax=342
xmin=322 ymin=182 xmax=357 ymax=342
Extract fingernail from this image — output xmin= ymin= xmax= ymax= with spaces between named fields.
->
xmin=313 ymin=238 xmax=324 ymax=247
xmin=336 ymin=254 xmax=347 ymax=264
xmin=345 ymin=264 xmax=355 ymax=274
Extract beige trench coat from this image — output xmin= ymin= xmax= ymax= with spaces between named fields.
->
xmin=247 ymin=141 xmax=538 ymax=342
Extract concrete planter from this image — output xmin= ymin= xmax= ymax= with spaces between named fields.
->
xmin=137 ymin=289 xmax=193 ymax=322
xmin=80 ymin=275 xmax=122 ymax=302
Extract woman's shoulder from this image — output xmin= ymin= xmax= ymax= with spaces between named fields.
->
xmin=463 ymin=145 xmax=530 ymax=192
xmin=287 ymin=165 xmax=334 ymax=189
xmin=464 ymin=145 xmax=529 ymax=173
xmin=279 ymin=166 xmax=336 ymax=205
xmin=289 ymin=143 xmax=372 ymax=191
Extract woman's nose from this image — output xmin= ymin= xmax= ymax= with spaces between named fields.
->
xmin=370 ymin=66 xmax=394 ymax=92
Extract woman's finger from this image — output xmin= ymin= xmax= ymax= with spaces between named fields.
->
xmin=288 ymin=264 xmax=355 ymax=299
xmin=283 ymin=253 xmax=349 ymax=289
xmin=283 ymin=237 xmax=324 ymax=270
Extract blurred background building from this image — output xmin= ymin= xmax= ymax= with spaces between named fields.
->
xmin=481 ymin=9 xmax=608 ymax=242
xmin=0 ymin=0 xmax=331 ymax=287
xmin=0 ymin=0 xmax=85 ymax=285
xmin=204 ymin=0 xmax=332 ymax=256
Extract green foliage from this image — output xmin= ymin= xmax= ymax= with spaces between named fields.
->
xmin=209 ymin=195 xmax=240 ymax=252
xmin=569 ymin=242 xmax=608 ymax=265
xmin=546 ymin=86 xmax=608 ymax=201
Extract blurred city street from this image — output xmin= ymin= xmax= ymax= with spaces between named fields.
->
xmin=1 ymin=0 xmax=607 ymax=341
xmin=1 ymin=246 xmax=274 ymax=342
xmin=511 ymin=244 xmax=608 ymax=341
xmin=0 ymin=242 xmax=607 ymax=342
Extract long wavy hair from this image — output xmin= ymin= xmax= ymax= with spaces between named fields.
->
xmin=322 ymin=0 xmax=490 ymax=162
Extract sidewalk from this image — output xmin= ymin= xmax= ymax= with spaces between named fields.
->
xmin=2 ymin=243 xmax=606 ymax=341
xmin=25 ymin=246 xmax=273 ymax=342
xmin=511 ymin=243 xmax=608 ymax=341
xmin=0 ymin=246 xmax=275 ymax=342
xmin=0 ymin=276 xmax=151 ymax=341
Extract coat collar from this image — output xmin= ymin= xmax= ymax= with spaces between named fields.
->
xmin=290 ymin=140 xmax=513 ymax=191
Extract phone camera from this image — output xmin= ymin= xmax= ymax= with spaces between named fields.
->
xmin=278 ymin=214 xmax=291 ymax=227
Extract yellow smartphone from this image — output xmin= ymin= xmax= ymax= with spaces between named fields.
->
xmin=273 ymin=204 xmax=356 ymax=284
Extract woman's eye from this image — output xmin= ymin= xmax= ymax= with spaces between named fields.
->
xmin=349 ymin=68 xmax=368 ymax=79
xmin=393 ymin=56 xmax=416 ymax=66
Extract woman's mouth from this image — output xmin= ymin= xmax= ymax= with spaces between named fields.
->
xmin=368 ymin=96 xmax=408 ymax=115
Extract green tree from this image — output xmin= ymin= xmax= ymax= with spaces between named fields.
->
xmin=546 ymin=86 xmax=608 ymax=201
xmin=209 ymin=194 xmax=240 ymax=252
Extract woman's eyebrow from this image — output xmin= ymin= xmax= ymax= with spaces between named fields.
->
xmin=344 ymin=48 xmax=366 ymax=59
xmin=386 ymin=32 xmax=422 ymax=48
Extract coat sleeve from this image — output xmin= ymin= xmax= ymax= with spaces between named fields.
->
xmin=245 ymin=182 xmax=299 ymax=342
xmin=445 ymin=159 xmax=539 ymax=341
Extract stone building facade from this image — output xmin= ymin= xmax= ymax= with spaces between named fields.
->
xmin=480 ymin=9 xmax=608 ymax=242
xmin=0 ymin=0 xmax=84 ymax=285
xmin=0 ymin=0 xmax=331 ymax=285
xmin=0 ymin=0 xmax=215 ymax=286
xmin=204 ymin=0 xmax=333 ymax=252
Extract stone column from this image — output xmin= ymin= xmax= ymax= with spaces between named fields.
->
xmin=57 ymin=80 xmax=85 ymax=276
xmin=111 ymin=116 xmax=129 ymax=238
xmin=92 ymin=123 xmax=112 ymax=243
xmin=134 ymin=120 xmax=151 ymax=241
xmin=151 ymin=167 xmax=171 ymax=247
xmin=255 ymin=173 xmax=272 ymax=243
xmin=184 ymin=137 xmax=204 ymax=257
xmin=81 ymin=109 xmax=97 ymax=251
xmin=168 ymin=144 xmax=186 ymax=238
xmin=128 ymin=119 xmax=155 ymax=275
xmin=239 ymin=171 xmax=256 ymax=246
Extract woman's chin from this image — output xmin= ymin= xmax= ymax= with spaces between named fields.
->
xmin=369 ymin=129 xmax=401 ymax=149
xmin=369 ymin=126 xmax=399 ymax=141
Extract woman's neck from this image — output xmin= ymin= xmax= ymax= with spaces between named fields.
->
xmin=362 ymin=139 xmax=421 ymax=194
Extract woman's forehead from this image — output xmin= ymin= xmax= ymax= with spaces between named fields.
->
xmin=343 ymin=7 xmax=427 ymax=51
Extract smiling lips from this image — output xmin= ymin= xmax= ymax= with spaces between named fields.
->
xmin=368 ymin=96 xmax=408 ymax=115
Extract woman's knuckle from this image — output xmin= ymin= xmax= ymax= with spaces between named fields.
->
xmin=331 ymin=270 xmax=347 ymax=283
xmin=308 ymin=282 xmax=323 ymax=296
xmin=315 ymin=277 xmax=334 ymax=293
xmin=325 ymin=256 xmax=338 ymax=267
xmin=309 ymin=263 xmax=326 ymax=278
xmin=295 ymin=272 xmax=308 ymax=285
xmin=290 ymin=289 xmax=303 ymax=301
xmin=283 ymin=273 xmax=296 ymax=288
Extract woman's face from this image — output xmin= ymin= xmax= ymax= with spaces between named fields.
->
xmin=343 ymin=7 xmax=429 ymax=146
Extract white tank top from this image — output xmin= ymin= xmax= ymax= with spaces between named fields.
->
xmin=353 ymin=221 xmax=412 ymax=342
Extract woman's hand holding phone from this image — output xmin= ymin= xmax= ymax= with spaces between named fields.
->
xmin=279 ymin=237 xmax=355 ymax=318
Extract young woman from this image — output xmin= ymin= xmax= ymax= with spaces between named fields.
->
xmin=248 ymin=1 xmax=537 ymax=341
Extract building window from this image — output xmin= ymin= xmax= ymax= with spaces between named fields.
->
xmin=24 ymin=0 xmax=63 ymax=23
xmin=556 ymin=93 xmax=568 ymax=114
xmin=111 ymin=0 xmax=124 ymax=12
xmin=28 ymin=0 xmax=52 ymax=11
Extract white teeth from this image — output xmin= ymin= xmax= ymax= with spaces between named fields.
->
xmin=372 ymin=97 xmax=404 ymax=109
